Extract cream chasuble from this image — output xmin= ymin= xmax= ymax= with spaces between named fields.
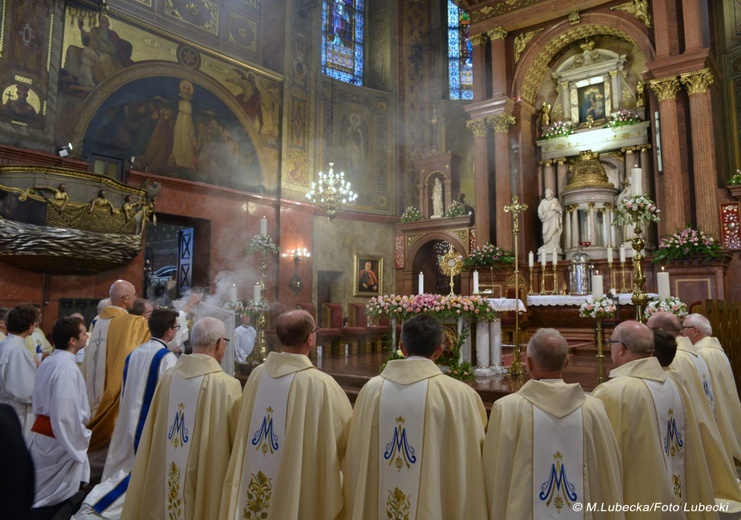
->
xmin=342 ymin=358 xmax=487 ymax=520
xmin=485 ymin=379 xmax=623 ymax=520
xmin=86 ymin=316 xmax=111 ymax=418
xmin=695 ymin=336 xmax=741 ymax=465
xmin=219 ymin=352 xmax=352 ymax=520
xmin=672 ymin=337 xmax=715 ymax=415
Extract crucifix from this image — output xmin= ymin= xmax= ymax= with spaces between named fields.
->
xmin=504 ymin=195 xmax=528 ymax=377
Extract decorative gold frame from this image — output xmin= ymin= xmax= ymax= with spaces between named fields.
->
xmin=353 ymin=254 xmax=383 ymax=297
xmin=571 ymin=76 xmax=611 ymax=128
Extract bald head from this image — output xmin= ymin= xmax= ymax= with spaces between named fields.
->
xmin=526 ymin=328 xmax=569 ymax=377
xmin=646 ymin=312 xmax=681 ymax=337
xmin=610 ymin=320 xmax=654 ymax=367
xmin=276 ymin=310 xmax=316 ymax=353
xmin=109 ymin=280 xmax=137 ymax=310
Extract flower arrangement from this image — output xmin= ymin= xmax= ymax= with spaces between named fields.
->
xmin=224 ymin=299 xmax=269 ymax=316
xmin=728 ymin=170 xmax=741 ymax=186
xmin=644 ymin=296 xmax=688 ymax=319
xmin=462 ymin=242 xmax=514 ymax=269
xmin=613 ymin=194 xmax=660 ymax=226
xmin=542 ymin=121 xmax=573 ymax=139
xmin=578 ymin=296 xmax=617 ymax=320
xmin=446 ymin=200 xmax=468 ymax=218
xmin=608 ymin=109 xmax=640 ymax=128
xmin=652 ymin=227 xmax=723 ymax=263
xmin=366 ymin=293 xmax=498 ymax=323
xmin=247 ymin=234 xmax=280 ymax=256
xmin=400 ymin=206 xmax=422 ymax=223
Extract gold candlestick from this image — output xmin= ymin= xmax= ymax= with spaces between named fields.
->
xmin=540 ymin=264 xmax=547 ymax=295
xmin=504 ymin=196 xmax=528 ymax=378
xmin=631 ymin=226 xmax=649 ymax=322
xmin=595 ymin=318 xmax=605 ymax=384
xmin=551 ymin=261 xmax=558 ymax=295
xmin=252 ymin=257 xmax=269 ymax=363
xmin=620 ymin=261 xmax=628 ymax=293
xmin=528 ymin=266 xmax=534 ymax=295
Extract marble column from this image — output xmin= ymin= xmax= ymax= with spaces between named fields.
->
xmin=587 ymin=203 xmax=596 ymax=244
xmin=487 ymin=28 xmax=508 ymax=97
xmin=542 ymin=160 xmax=555 ymax=194
xmin=469 ymin=33 xmax=489 ymax=100
xmin=638 ymin=145 xmax=653 ymax=196
xmin=555 ymin=158 xmax=568 ymax=194
xmin=680 ymin=69 xmax=720 ymax=236
xmin=605 ymin=203 xmax=617 ymax=247
xmin=681 ymin=0 xmax=703 ymax=52
xmin=571 ymin=206 xmax=580 ymax=247
xmin=564 ymin=206 xmax=573 ymax=250
xmin=610 ymin=70 xmax=620 ymax=112
xmin=649 ymin=76 xmax=686 ymax=233
xmin=488 ymin=114 xmax=516 ymax=250
xmin=560 ymin=82 xmax=570 ymax=120
xmin=466 ymin=119 xmax=490 ymax=245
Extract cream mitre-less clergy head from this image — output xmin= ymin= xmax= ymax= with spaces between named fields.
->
xmin=399 ymin=314 xmax=445 ymax=359
xmin=608 ymin=320 xmax=654 ymax=366
xmin=109 ymin=279 xmax=137 ymax=311
xmin=276 ymin=309 xmax=317 ymax=355
xmin=190 ymin=317 xmax=228 ymax=362
xmin=681 ymin=313 xmax=712 ymax=345
xmin=646 ymin=311 xmax=682 ymax=338
xmin=525 ymin=328 xmax=569 ymax=379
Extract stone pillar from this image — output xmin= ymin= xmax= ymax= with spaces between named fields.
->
xmin=605 ymin=203 xmax=617 ymax=247
xmin=571 ymin=205 xmax=580 ymax=247
xmin=469 ymin=34 xmax=489 ymax=100
xmin=649 ymin=76 xmax=685 ymax=233
xmin=488 ymin=114 xmax=516 ymax=250
xmin=621 ymin=146 xmax=637 ymax=180
xmin=466 ymin=119 xmax=490 ymax=245
xmin=638 ymin=144 xmax=653 ymax=196
xmin=487 ymin=28 xmax=508 ymax=97
xmin=682 ymin=0 xmax=703 ymax=52
xmin=564 ymin=206 xmax=573 ymax=250
xmin=555 ymin=158 xmax=568 ymax=194
xmin=542 ymin=160 xmax=555 ymax=194
xmin=560 ymin=82 xmax=570 ymax=121
xmin=587 ymin=202 xmax=596 ymax=244
xmin=610 ymin=70 xmax=620 ymax=112
xmin=680 ymin=69 xmax=720 ymax=236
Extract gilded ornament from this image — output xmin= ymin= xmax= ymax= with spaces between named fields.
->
xmin=487 ymin=27 xmax=507 ymax=41
xmin=487 ymin=114 xmax=516 ymax=133
xmin=569 ymin=11 xmax=581 ymax=25
xmin=649 ymin=76 xmax=681 ymax=101
xmin=243 ymin=471 xmax=272 ymax=519
xmin=167 ymin=461 xmax=183 ymax=520
xmin=469 ymin=33 xmax=489 ymax=47
xmin=610 ymin=0 xmax=652 ymax=28
xmin=514 ymin=28 xmax=544 ymax=64
xmin=466 ymin=119 xmax=488 ymax=137
xmin=565 ymin=150 xmax=612 ymax=189
xmin=679 ymin=68 xmax=714 ymax=95
xmin=386 ymin=487 xmax=411 ymax=520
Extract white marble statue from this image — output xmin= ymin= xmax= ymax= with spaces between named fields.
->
xmin=538 ymin=189 xmax=563 ymax=253
xmin=432 ymin=177 xmax=444 ymax=218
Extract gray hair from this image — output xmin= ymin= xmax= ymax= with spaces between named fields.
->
xmin=527 ymin=328 xmax=569 ymax=372
xmin=683 ymin=313 xmax=712 ymax=336
xmin=190 ymin=317 xmax=225 ymax=349
xmin=616 ymin=322 xmax=654 ymax=353
xmin=97 ymin=298 xmax=111 ymax=315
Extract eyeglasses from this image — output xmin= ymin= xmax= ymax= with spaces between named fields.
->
xmin=304 ymin=326 xmax=319 ymax=342
xmin=220 ymin=337 xmax=230 ymax=344
xmin=606 ymin=339 xmax=623 ymax=346
xmin=681 ymin=326 xmax=696 ymax=330
xmin=171 ymin=324 xmax=181 ymax=330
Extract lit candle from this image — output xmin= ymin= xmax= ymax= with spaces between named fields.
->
xmin=418 ymin=272 xmax=424 ymax=295
xmin=620 ymin=245 xmax=626 ymax=263
xmin=631 ymin=168 xmax=643 ymax=196
xmin=229 ymin=283 xmax=237 ymax=303
xmin=473 ymin=270 xmax=479 ymax=294
xmin=528 ymin=251 xmax=534 ymax=268
xmin=541 ymin=252 xmax=547 ymax=268
xmin=657 ymin=269 xmax=670 ymax=300
xmin=253 ymin=283 xmax=261 ymax=302
xmin=592 ymin=274 xmax=604 ymax=299
xmin=260 ymin=216 xmax=267 ymax=236
xmin=552 ymin=249 xmax=558 ymax=266
xmin=607 ymin=246 xmax=613 ymax=264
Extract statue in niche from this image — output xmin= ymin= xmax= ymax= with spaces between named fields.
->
xmin=431 ymin=177 xmax=444 ymax=218
xmin=538 ymin=189 xmax=563 ymax=253
xmin=540 ymin=102 xmax=551 ymax=127
xmin=636 ymin=81 xmax=646 ymax=107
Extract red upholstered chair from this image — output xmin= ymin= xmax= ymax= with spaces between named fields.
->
xmin=296 ymin=302 xmax=340 ymax=356
xmin=348 ymin=303 xmax=388 ymax=353
xmin=323 ymin=303 xmax=366 ymax=356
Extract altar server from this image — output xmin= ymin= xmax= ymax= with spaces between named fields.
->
xmin=121 ymin=317 xmax=241 ymax=520
xmin=73 ymin=309 xmax=179 ymax=519
xmin=219 ymin=309 xmax=352 ymax=520
xmin=342 ymin=314 xmax=487 ymax=520
xmin=593 ymin=321 xmax=716 ymax=519
xmin=0 ymin=303 xmax=39 ymax=435
xmin=28 ymin=316 xmax=90 ymax=517
xmin=484 ymin=328 xmax=623 ymax=519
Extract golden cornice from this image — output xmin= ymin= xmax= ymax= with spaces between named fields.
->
xmin=610 ymin=0 xmax=652 ymax=29
xmin=466 ymin=119 xmax=489 ymax=137
xmin=487 ymin=27 xmax=508 ymax=41
xmin=679 ymin=68 xmax=714 ymax=95
xmin=470 ymin=0 xmax=547 ymax=22
xmin=649 ymin=76 xmax=681 ymax=101
xmin=637 ymin=144 xmax=653 ymax=153
xmin=470 ymin=33 xmax=490 ymax=47
xmin=487 ymin=114 xmax=517 ymax=132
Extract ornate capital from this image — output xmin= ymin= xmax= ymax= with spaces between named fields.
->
xmin=587 ymin=202 xmax=596 ymax=210
xmin=568 ymin=11 xmax=580 ymax=25
xmin=466 ymin=119 xmax=488 ymax=137
xmin=609 ymin=70 xmax=619 ymax=77
xmin=649 ymin=76 xmax=681 ymax=101
xmin=540 ymin=159 xmax=553 ymax=167
xmin=487 ymin=114 xmax=517 ymax=133
xmin=487 ymin=27 xmax=507 ymax=41
xmin=610 ymin=0 xmax=652 ymax=28
xmin=469 ymin=33 xmax=489 ymax=47
xmin=604 ymin=203 xmax=614 ymax=211
xmin=554 ymin=157 xmax=567 ymax=165
xmin=638 ymin=144 xmax=653 ymax=153
xmin=679 ymin=68 xmax=714 ymax=95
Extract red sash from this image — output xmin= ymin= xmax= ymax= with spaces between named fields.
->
xmin=31 ymin=414 xmax=55 ymax=438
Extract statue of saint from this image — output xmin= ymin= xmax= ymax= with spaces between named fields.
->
xmin=538 ymin=189 xmax=563 ymax=253
xmin=636 ymin=81 xmax=646 ymax=107
xmin=540 ymin=102 xmax=551 ymax=127
xmin=431 ymin=177 xmax=444 ymax=218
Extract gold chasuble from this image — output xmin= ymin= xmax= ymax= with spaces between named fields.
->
xmin=122 ymin=354 xmax=242 ymax=520
xmin=86 ymin=306 xmax=150 ymax=451
xmin=342 ymin=359 xmax=488 ymax=520
xmin=593 ymin=357 xmax=717 ymax=519
xmin=484 ymin=379 xmax=623 ymax=519
xmin=219 ymin=352 xmax=352 ymax=520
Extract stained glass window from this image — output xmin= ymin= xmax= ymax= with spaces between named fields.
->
xmin=447 ymin=1 xmax=473 ymax=100
xmin=322 ymin=0 xmax=364 ymax=85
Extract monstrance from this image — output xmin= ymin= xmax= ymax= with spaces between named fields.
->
xmin=440 ymin=247 xmax=463 ymax=297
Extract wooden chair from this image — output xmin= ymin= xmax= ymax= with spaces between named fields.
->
xmin=348 ymin=303 xmax=388 ymax=353
xmin=501 ymin=273 xmax=530 ymax=346
xmin=295 ymin=302 xmax=340 ymax=357
xmin=323 ymin=303 xmax=366 ymax=355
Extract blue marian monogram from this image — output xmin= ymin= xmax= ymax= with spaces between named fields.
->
xmin=252 ymin=406 xmax=280 ymax=455
xmin=384 ymin=416 xmax=417 ymax=471
xmin=168 ymin=403 xmax=190 ymax=448
xmin=539 ymin=451 xmax=578 ymax=512
xmin=663 ymin=409 xmax=684 ymax=456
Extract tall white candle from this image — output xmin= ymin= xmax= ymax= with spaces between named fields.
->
xmin=631 ymin=168 xmax=643 ymax=196
xmin=418 ymin=272 xmax=424 ymax=295
xmin=260 ymin=216 xmax=267 ymax=236
xmin=253 ymin=283 xmax=261 ymax=302
xmin=607 ymin=246 xmax=613 ymax=264
xmin=657 ymin=270 xmax=670 ymax=299
xmin=541 ymin=252 xmax=547 ymax=267
xmin=528 ymin=251 xmax=534 ymax=268
xmin=473 ymin=270 xmax=479 ymax=294
xmin=552 ymin=249 xmax=558 ymax=266
xmin=620 ymin=245 xmax=626 ymax=263
xmin=592 ymin=275 xmax=603 ymax=298
xmin=229 ymin=283 xmax=237 ymax=303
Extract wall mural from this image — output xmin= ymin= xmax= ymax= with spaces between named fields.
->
xmin=82 ymin=76 xmax=263 ymax=191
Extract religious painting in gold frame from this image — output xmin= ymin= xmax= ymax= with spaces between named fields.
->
xmin=353 ymin=254 xmax=383 ymax=297
xmin=571 ymin=76 xmax=611 ymax=128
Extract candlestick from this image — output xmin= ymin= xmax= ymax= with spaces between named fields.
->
xmin=503 ymin=195 xmax=528 ymax=378
xmin=253 ymin=283 xmax=261 ymax=302
xmin=657 ymin=270 xmax=670 ymax=300
xmin=620 ymin=261 xmax=628 ymax=293
xmin=592 ymin=274 xmax=603 ymax=298
xmin=551 ymin=260 xmax=559 ymax=295
xmin=619 ymin=245 xmax=626 ymax=263
xmin=260 ymin=216 xmax=267 ymax=236
xmin=540 ymin=251 xmax=547 ymax=268
xmin=596 ymin=318 xmax=605 ymax=384
xmin=229 ymin=283 xmax=237 ymax=303
xmin=552 ymin=249 xmax=558 ymax=266
xmin=528 ymin=251 xmax=534 ymax=268
xmin=528 ymin=266 xmax=535 ymax=295
xmin=473 ymin=270 xmax=479 ymax=294
xmin=607 ymin=246 xmax=613 ymax=264
xmin=418 ymin=272 xmax=424 ymax=295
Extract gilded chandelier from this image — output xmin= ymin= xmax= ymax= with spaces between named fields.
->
xmin=306 ymin=162 xmax=357 ymax=221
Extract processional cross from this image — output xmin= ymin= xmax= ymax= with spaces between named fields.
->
xmin=503 ymin=195 xmax=527 ymax=377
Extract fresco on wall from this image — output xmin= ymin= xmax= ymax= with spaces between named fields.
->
xmin=82 ymin=76 xmax=263 ymax=191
